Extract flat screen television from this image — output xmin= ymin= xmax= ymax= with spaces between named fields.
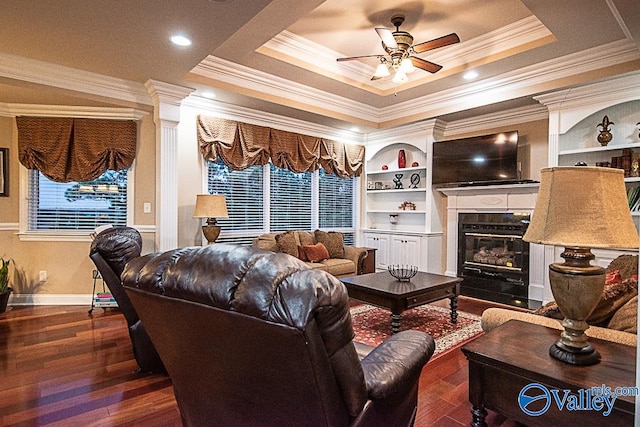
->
xmin=432 ymin=130 xmax=519 ymax=187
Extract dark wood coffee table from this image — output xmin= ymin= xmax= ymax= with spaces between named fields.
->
xmin=462 ymin=320 xmax=636 ymax=427
xmin=340 ymin=271 xmax=462 ymax=333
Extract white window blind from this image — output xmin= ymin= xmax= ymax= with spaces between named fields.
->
xmin=319 ymin=169 xmax=354 ymax=229
xmin=207 ymin=160 xmax=264 ymax=241
xmin=269 ymin=164 xmax=312 ymax=231
xmin=319 ymin=169 xmax=355 ymax=244
xmin=28 ymin=169 xmax=127 ymax=231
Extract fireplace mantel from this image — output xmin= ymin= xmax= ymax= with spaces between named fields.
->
xmin=438 ymin=183 xmax=550 ymax=304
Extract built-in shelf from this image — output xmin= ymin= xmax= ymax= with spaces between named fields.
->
xmin=366 ymin=188 xmax=426 ymax=194
xmin=367 ymin=210 xmax=427 ymax=214
xmin=559 ymin=143 xmax=640 ymax=156
xmin=366 ymin=166 xmax=425 ymax=175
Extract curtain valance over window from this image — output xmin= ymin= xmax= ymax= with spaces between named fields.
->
xmin=197 ymin=115 xmax=364 ymax=177
xmin=16 ymin=116 xmax=137 ymax=183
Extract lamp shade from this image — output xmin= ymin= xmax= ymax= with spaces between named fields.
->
xmin=193 ymin=194 xmax=228 ymax=218
xmin=523 ymin=166 xmax=638 ymax=249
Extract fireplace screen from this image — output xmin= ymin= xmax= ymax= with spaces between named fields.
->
xmin=457 ymin=212 xmax=531 ymax=307
xmin=464 ymin=231 xmax=524 ymax=271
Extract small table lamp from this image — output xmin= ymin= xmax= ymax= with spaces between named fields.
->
xmin=523 ymin=166 xmax=638 ymax=365
xmin=193 ymin=194 xmax=228 ymax=244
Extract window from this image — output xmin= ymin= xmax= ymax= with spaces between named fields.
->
xmin=319 ymin=169 xmax=356 ymax=244
xmin=28 ymin=169 xmax=128 ymax=231
xmin=206 ymin=161 xmax=357 ymax=245
xmin=207 ymin=159 xmax=264 ymax=245
xmin=269 ymin=164 xmax=312 ymax=231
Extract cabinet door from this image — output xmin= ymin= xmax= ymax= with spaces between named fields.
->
xmin=389 ymin=235 xmax=422 ymax=269
xmin=363 ymin=233 xmax=389 ymax=269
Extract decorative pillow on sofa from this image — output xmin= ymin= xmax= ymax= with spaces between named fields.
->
xmin=314 ymin=230 xmax=345 ymax=259
xmin=275 ymin=231 xmax=299 ymax=258
xmin=302 ymin=243 xmax=330 ymax=263
xmin=297 ymin=245 xmax=309 ymax=262
xmin=607 ymin=295 xmax=637 ymax=333
xmin=533 ymin=275 xmax=638 ymax=327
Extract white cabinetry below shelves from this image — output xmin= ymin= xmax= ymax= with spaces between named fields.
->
xmin=363 ymin=232 xmax=389 ymax=270
xmin=389 ymin=235 xmax=421 ymax=267
xmin=361 ymin=230 xmax=442 ymax=273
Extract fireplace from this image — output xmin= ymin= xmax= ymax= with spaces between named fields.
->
xmin=457 ymin=212 xmax=537 ymax=309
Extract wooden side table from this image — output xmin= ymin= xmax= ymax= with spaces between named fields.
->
xmin=361 ymin=247 xmax=377 ymax=274
xmin=462 ymin=320 xmax=635 ymax=427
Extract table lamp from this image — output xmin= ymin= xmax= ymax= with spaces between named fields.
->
xmin=523 ymin=166 xmax=638 ymax=365
xmin=193 ymin=194 xmax=228 ymax=244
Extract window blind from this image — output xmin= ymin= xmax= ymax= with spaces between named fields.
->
xmin=269 ymin=164 xmax=312 ymax=231
xmin=319 ymin=169 xmax=354 ymax=229
xmin=28 ymin=169 xmax=127 ymax=231
xmin=207 ymin=160 xmax=264 ymax=234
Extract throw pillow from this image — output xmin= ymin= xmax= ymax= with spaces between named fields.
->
xmin=314 ymin=230 xmax=345 ymax=259
xmin=533 ymin=277 xmax=638 ymax=327
xmin=302 ymin=243 xmax=330 ymax=263
xmin=275 ymin=231 xmax=299 ymax=258
xmin=298 ymin=245 xmax=309 ymax=262
xmin=297 ymin=231 xmax=315 ymax=246
xmin=607 ymin=295 xmax=637 ymax=333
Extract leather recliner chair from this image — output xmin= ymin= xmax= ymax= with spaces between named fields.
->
xmin=89 ymin=226 xmax=165 ymax=373
xmin=121 ymin=243 xmax=435 ymax=427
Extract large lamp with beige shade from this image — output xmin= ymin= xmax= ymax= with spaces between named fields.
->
xmin=193 ymin=194 xmax=228 ymax=244
xmin=523 ymin=166 xmax=638 ymax=365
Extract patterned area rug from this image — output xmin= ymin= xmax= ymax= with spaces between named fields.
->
xmin=350 ymin=304 xmax=483 ymax=358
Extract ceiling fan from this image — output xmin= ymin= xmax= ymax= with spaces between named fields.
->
xmin=336 ymin=14 xmax=460 ymax=83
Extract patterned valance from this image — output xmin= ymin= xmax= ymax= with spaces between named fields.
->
xmin=197 ymin=115 xmax=364 ymax=177
xmin=16 ymin=117 xmax=137 ymax=183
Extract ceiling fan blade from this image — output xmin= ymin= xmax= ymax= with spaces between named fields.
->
xmin=410 ymin=57 xmax=443 ymax=73
xmin=375 ymin=27 xmax=398 ymax=49
xmin=337 ymin=54 xmax=384 ymax=62
xmin=413 ymin=33 xmax=460 ymax=53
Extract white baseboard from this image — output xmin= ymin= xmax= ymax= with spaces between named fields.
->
xmin=9 ymin=294 xmax=94 ymax=306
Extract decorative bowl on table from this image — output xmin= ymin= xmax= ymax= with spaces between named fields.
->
xmin=387 ymin=265 xmax=418 ymax=282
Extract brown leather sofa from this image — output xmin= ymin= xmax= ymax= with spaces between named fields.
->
xmin=122 ymin=244 xmax=435 ymax=427
xmin=89 ymin=226 xmax=165 ymax=373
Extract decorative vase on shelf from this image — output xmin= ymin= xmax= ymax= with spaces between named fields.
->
xmin=398 ymin=149 xmax=406 ymax=168
xmin=596 ymin=115 xmax=614 ymax=146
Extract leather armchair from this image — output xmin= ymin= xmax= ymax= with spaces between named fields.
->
xmin=89 ymin=226 xmax=165 ymax=373
xmin=121 ymin=244 xmax=435 ymax=427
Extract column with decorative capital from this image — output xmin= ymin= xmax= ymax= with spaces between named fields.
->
xmin=145 ymin=80 xmax=195 ymax=251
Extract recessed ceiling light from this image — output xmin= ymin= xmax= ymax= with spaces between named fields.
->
xmin=350 ymin=126 xmax=359 ymax=132
xmin=202 ymin=91 xmax=216 ymax=99
xmin=463 ymin=70 xmax=479 ymax=80
xmin=170 ymin=35 xmax=192 ymax=47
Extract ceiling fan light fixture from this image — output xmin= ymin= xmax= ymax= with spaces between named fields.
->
xmin=373 ymin=62 xmax=391 ymax=78
xmin=399 ymin=57 xmax=415 ymax=74
xmin=392 ymin=71 xmax=408 ymax=84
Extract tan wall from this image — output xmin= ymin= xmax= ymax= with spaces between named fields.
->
xmin=0 ymin=109 xmax=156 ymax=298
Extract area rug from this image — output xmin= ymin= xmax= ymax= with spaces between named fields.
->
xmin=350 ymin=304 xmax=483 ymax=358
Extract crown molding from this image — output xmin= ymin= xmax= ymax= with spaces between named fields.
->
xmin=0 ymin=103 xmax=148 ymax=119
xmin=443 ymin=104 xmax=549 ymax=137
xmin=190 ymin=56 xmax=380 ymax=125
xmin=192 ymin=37 xmax=638 ymax=130
xmin=0 ymin=52 xmax=151 ymax=105
xmin=258 ymin=16 xmax=553 ymax=95
xmin=379 ymin=38 xmax=640 ymax=125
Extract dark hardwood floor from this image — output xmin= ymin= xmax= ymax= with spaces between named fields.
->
xmin=0 ymin=297 xmax=520 ymax=426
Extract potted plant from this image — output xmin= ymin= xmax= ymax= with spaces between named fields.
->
xmin=0 ymin=257 xmax=13 ymax=313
